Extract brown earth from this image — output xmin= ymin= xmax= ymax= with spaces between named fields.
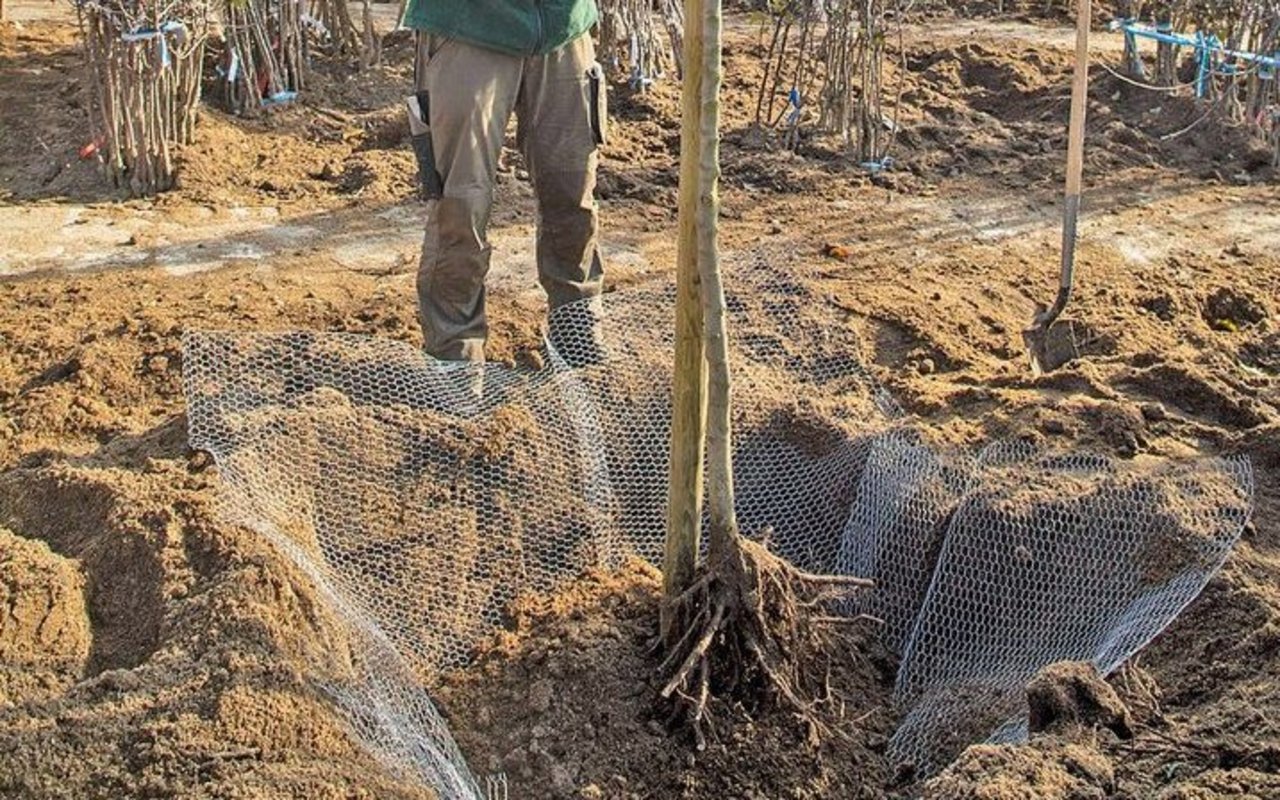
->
xmin=0 ymin=525 xmax=91 ymax=705
xmin=434 ymin=563 xmax=898 ymax=800
xmin=2 ymin=2 xmax=1279 ymax=799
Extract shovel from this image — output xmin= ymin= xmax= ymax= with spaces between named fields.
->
xmin=1024 ymin=0 xmax=1091 ymax=375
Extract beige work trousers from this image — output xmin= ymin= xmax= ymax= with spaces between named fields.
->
xmin=414 ymin=33 xmax=605 ymax=362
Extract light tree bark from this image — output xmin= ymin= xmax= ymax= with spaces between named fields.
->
xmin=662 ymin=0 xmax=709 ymax=645
xmin=690 ymin=0 xmax=738 ymax=561
xmin=658 ymin=5 xmax=874 ymax=732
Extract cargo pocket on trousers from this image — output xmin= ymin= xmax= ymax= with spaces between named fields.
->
xmin=414 ymin=33 xmax=455 ymax=89
xmin=587 ymin=62 xmax=608 ymax=147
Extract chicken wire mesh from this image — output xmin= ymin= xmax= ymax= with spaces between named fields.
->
xmin=184 ymin=271 xmax=1253 ymax=796
xmin=886 ymin=440 xmax=1253 ymax=775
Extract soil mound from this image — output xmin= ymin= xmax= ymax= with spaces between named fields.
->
xmin=0 ymin=526 xmax=91 ymax=705
xmin=923 ymin=737 xmax=1117 ymax=799
xmin=434 ymin=564 xmax=899 ymax=799
xmin=0 ymin=463 xmax=435 ymax=799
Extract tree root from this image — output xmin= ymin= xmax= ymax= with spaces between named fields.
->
xmin=658 ymin=534 xmax=874 ymax=750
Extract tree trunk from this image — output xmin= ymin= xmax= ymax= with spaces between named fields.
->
xmin=1120 ymin=1 xmax=1144 ymax=78
xmin=657 ymin=9 xmax=875 ymax=727
xmin=1156 ymin=7 xmax=1176 ymax=85
xmin=662 ymin=0 xmax=709 ymax=645
xmin=692 ymin=0 xmax=737 ymax=561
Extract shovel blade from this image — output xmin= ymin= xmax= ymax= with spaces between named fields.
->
xmin=1023 ymin=320 xmax=1081 ymax=376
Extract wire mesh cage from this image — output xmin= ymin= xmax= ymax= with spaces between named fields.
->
xmin=185 ymin=269 xmax=1254 ymax=794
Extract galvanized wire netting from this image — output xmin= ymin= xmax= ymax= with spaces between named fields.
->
xmin=184 ymin=272 xmax=1252 ymax=797
xmin=887 ymin=440 xmax=1252 ymax=774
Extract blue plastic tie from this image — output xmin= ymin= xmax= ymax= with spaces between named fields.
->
xmin=1114 ymin=19 xmax=1280 ymax=72
xmin=261 ymin=90 xmax=298 ymax=107
xmin=120 ymin=20 xmax=184 ymax=68
xmin=786 ymin=87 xmax=802 ymax=125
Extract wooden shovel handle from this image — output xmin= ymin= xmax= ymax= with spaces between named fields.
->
xmin=1065 ymin=0 xmax=1090 ymax=203
xmin=1058 ymin=0 xmax=1090 ymax=292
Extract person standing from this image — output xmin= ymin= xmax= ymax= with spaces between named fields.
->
xmin=403 ymin=0 xmax=608 ymax=367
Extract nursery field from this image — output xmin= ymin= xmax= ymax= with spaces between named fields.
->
xmin=1 ymin=1 xmax=1279 ymax=798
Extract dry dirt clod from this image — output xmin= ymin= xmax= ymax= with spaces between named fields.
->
xmin=1140 ymin=402 xmax=1168 ymax=423
xmin=529 ymin=679 xmax=555 ymax=713
xmin=1026 ymin=661 xmax=1133 ymax=740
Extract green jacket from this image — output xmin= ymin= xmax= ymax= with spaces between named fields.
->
xmin=403 ymin=0 xmax=598 ymax=57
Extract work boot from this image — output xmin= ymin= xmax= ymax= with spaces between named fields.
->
xmin=547 ymin=299 xmax=607 ymax=369
xmin=422 ymin=358 xmax=486 ymax=418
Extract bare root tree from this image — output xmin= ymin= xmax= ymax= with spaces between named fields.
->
xmin=751 ymin=1 xmax=821 ymax=147
xmin=1191 ymin=0 xmax=1280 ymax=164
xmin=598 ymin=0 xmax=686 ymax=86
xmin=214 ymin=0 xmax=380 ymax=114
xmin=662 ymin=0 xmax=874 ymax=750
xmin=217 ymin=0 xmax=305 ymax=112
xmin=751 ymin=0 xmax=897 ymax=162
xmin=853 ymin=0 xmax=890 ymax=162
xmin=306 ymin=0 xmax=377 ymax=64
xmin=77 ymin=0 xmax=210 ymax=195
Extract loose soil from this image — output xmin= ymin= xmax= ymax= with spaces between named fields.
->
xmin=435 ymin=563 xmax=897 ymax=800
xmin=2 ymin=2 xmax=1279 ymax=798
